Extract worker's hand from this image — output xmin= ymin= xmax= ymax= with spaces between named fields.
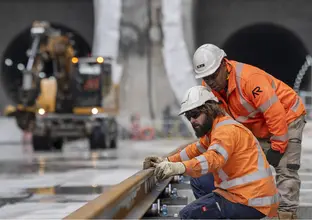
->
xmin=266 ymin=148 xmax=284 ymax=167
xmin=143 ymin=156 xmax=168 ymax=169
xmin=154 ymin=161 xmax=186 ymax=181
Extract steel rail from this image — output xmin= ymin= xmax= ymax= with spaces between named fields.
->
xmin=63 ymin=142 xmax=190 ymax=219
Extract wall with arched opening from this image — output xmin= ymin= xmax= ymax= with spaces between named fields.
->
xmin=1 ymin=24 xmax=91 ymax=103
xmin=194 ymin=0 xmax=312 ymax=90
xmin=222 ymin=23 xmax=310 ymax=90
xmin=0 ymin=0 xmax=93 ymax=111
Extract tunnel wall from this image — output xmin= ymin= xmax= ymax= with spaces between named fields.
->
xmin=0 ymin=0 xmax=94 ymax=112
xmin=194 ymin=0 xmax=312 ymax=89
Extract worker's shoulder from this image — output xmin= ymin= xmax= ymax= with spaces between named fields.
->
xmin=234 ymin=62 xmax=271 ymax=87
xmin=213 ymin=122 xmax=254 ymax=146
xmin=211 ymin=123 xmax=241 ymax=145
xmin=239 ymin=62 xmax=268 ymax=78
xmin=212 ymin=119 xmax=241 ymax=136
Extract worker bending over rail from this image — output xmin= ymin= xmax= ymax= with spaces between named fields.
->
xmin=144 ymin=86 xmax=279 ymax=219
xmin=193 ymin=44 xmax=306 ymax=219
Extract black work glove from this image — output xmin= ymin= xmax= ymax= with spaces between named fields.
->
xmin=266 ymin=148 xmax=284 ymax=167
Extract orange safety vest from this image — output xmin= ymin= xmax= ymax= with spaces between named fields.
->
xmin=202 ymin=60 xmax=306 ymax=153
xmin=168 ymin=115 xmax=279 ymax=217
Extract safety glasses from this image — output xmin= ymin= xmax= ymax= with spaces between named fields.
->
xmin=203 ymin=66 xmax=220 ymax=82
xmin=185 ymin=109 xmax=201 ymax=121
xmin=204 ymin=60 xmax=227 ymax=84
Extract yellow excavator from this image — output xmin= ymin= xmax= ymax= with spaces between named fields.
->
xmin=4 ymin=21 xmax=119 ymax=151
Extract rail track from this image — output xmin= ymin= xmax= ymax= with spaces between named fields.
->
xmin=64 ymin=143 xmax=191 ymax=219
xmin=64 ymin=142 xmax=312 ymax=219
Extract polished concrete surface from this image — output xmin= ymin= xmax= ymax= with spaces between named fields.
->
xmin=0 ymin=118 xmax=311 ymax=219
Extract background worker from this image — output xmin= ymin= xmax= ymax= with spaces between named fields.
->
xmin=192 ymin=43 xmax=306 ymax=219
xmin=144 ymin=86 xmax=279 ymax=219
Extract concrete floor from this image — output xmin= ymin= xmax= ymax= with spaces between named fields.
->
xmin=0 ymin=118 xmax=189 ymax=219
xmin=0 ymin=118 xmax=311 ymax=219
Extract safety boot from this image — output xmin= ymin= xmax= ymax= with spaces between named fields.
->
xmin=277 ymin=211 xmax=297 ymax=220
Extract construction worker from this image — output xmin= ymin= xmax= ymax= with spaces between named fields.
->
xmin=144 ymin=86 xmax=279 ymax=219
xmin=192 ymin=43 xmax=306 ymax=219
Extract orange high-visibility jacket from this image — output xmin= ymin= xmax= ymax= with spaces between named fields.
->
xmin=202 ymin=61 xmax=306 ymax=153
xmin=168 ymin=115 xmax=279 ymax=216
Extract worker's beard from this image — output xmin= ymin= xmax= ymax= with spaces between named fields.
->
xmin=193 ymin=117 xmax=213 ymax=138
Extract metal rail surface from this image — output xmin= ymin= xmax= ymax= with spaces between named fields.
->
xmin=64 ymin=143 xmax=190 ymax=219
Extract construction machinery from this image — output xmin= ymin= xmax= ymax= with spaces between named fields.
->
xmin=4 ymin=21 xmax=119 ymax=151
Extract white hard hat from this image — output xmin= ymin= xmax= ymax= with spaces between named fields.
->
xmin=179 ymin=85 xmax=219 ymax=115
xmin=193 ymin=44 xmax=226 ymax=79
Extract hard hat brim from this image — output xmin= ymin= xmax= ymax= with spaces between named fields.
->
xmin=178 ymin=85 xmax=219 ymax=116
xmin=178 ymin=102 xmax=203 ymax=116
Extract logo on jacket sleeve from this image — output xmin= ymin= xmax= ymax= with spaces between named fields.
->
xmin=252 ymin=86 xmax=263 ymax=98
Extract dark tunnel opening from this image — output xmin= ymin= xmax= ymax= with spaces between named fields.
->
xmin=1 ymin=23 xmax=91 ymax=103
xmin=222 ymin=23 xmax=310 ymax=90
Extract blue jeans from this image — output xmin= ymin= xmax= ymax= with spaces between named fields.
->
xmin=180 ymin=174 xmax=266 ymax=219
xmin=190 ymin=173 xmax=216 ymax=199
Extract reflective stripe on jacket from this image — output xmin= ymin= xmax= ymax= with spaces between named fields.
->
xmin=168 ymin=115 xmax=279 ymax=216
xmin=202 ymin=60 xmax=306 ymax=153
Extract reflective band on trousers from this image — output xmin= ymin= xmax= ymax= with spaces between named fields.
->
xmin=234 ymin=62 xmax=279 ymax=123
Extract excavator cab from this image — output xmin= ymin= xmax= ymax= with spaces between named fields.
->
xmin=32 ymin=56 xmax=118 ymax=151
xmin=71 ymin=56 xmax=112 ymax=114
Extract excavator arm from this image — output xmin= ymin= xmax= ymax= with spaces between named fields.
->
xmin=4 ymin=20 xmax=76 ymax=130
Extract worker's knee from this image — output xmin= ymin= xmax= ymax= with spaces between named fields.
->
xmin=190 ymin=173 xmax=215 ymax=199
xmin=275 ymin=166 xmax=301 ymax=194
xmin=179 ymin=201 xmax=222 ymax=219
xmin=277 ymin=140 xmax=301 ymax=172
xmin=190 ymin=177 xmax=203 ymax=192
xmin=276 ymin=163 xmax=300 ymax=176
xmin=179 ymin=193 xmax=223 ymax=219
xmin=179 ymin=205 xmax=192 ymax=219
